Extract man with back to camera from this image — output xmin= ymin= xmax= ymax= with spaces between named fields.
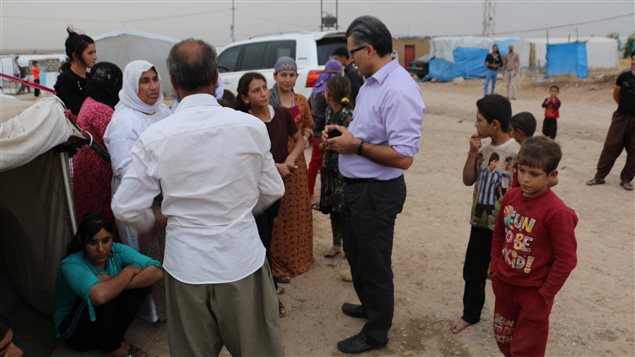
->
xmin=111 ymin=38 xmax=285 ymax=356
xmin=324 ymin=15 xmax=425 ymax=354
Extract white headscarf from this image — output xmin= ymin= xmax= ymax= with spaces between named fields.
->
xmin=117 ymin=60 xmax=164 ymax=114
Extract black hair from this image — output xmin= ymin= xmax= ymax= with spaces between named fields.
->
xmin=326 ymin=75 xmax=352 ymax=109
xmin=66 ymin=213 xmax=112 ymax=256
xmin=488 ymin=152 xmax=500 ymax=164
xmin=60 ymin=27 xmax=94 ymax=73
xmin=167 ymin=38 xmax=218 ymax=92
xmin=518 ymin=136 xmax=562 ymax=174
xmin=332 ymin=47 xmax=349 ymax=59
xmin=549 ymin=85 xmax=560 ymax=92
xmin=346 ymin=16 xmax=393 ymax=57
xmin=218 ymin=89 xmax=236 ymax=108
xmin=233 ymin=72 xmax=267 ymax=113
xmin=510 ymin=111 xmax=537 ymax=137
xmin=476 ymin=94 xmax=512 ymax=132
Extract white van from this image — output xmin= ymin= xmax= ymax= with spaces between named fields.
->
xmin=217 ymin=31 xmax=347 ymax=98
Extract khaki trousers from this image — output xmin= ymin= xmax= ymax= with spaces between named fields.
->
xmin=165 ymin=262 xmax=284 ymax=357
xmin=504 ymin=70 xmax=517 ymax=98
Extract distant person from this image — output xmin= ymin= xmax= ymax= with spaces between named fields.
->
xmin=307 ymin=59 xmax=343 ymax=204
xmin=31 ymin=61 xmax=40 ymax=97
xmin=0 ymin=314 xmax=23 ymax=357
xmin=269 ymin=56 xmax=314 ymax=284
xmin=54 ymin=27 xmax=97 ymax=116
xmin=323 ymin=15 xmax=424 ymax=354
xmin=318 ymin=75 xmax=353 ymax=259
xmin=451 ymin=94 xmax=518 ymax=334
xmin=332 ymin=46 xmax=364 ymax=107
xmin=73 ymin=62 xmax=123 ymax=235
xmin=54 ymin=213 xmax=163 ymax=357
xmin=484 ymin=44 xmax=502 ymax=97
xmin=541 ymin=85 xmax=561 ymax=139
xmin=502 ymin=44 xmax=519 ymax=100
xmin=509 ymin=112 xmax=536 ymax=188
xmin=586 ymin=50 xmax=635 ymax=191
xmin=490 ymin=136 xmax=578 ymax=357
xmin=112 ymin=39 xmax=285 ymax=356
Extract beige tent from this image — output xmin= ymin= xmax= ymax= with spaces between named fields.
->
xmin=93 ymin=29 xmax=179 ymax=97
xmin=0 ymin=97 xmax=85 ymax=316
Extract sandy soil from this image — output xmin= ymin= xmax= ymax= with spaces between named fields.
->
xmin=50 ymin=75 xmax=634 ymax=357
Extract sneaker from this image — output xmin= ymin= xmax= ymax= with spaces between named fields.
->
xmin=586 ymin=177 xmax=605 ymax=186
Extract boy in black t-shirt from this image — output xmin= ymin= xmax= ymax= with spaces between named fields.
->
xmin=587 ymin=50 xmax=635 ymax=191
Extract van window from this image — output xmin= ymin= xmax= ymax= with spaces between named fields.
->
xmin=266 ymin=40 xmax=296 ymax=67
xmin=240 ymin=42 xmax=268 ymax=70
xmin=217 ymin=46 xmax=241 ymax=72
xmin=316 ymin=37 xmax=347 ymax=65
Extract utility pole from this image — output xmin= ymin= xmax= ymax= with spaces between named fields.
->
xmin=335 ymin=0 xmax=338 ymax=30
xmin=320 ymin=0 xmax=324 ymax=31
xmin=230 ymin=0 xmax=235 ymax=43
xmin=481 ymin=0 xmax=496 ymax=37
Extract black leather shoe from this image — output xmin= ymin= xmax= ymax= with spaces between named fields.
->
xmin=337 ymin=333 xmax=387 ymax=354
xmin=341 ymin=303 xmax=368 ymax=318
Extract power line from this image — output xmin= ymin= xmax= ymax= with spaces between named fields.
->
xmin=495 ymin=12 xmax=634 ymax=36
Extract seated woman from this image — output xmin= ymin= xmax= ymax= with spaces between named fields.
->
xmin=54 ymin=213 xmax=163 ymax=357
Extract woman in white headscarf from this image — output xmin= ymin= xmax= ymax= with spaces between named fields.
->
xmin=104 ymin=60 xmax=171 ymax=322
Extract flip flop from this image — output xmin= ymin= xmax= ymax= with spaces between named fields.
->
xmin=586 ymin=177 xmax=605 ymax=186
xmin=620 ymin=181 xmax=634 ymax=191
xmin=128 ymin=344 xmax=148 ymax=357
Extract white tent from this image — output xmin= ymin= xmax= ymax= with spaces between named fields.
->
xmin=1 ymin=97 xmax=85 ymax=316
xmin=430 ymin=36 xmax=525 ymax=62
xmin=520 ymin=36 xmax=619 ymax=69
xmin=93 ymin=29 xmax=179 ymax=96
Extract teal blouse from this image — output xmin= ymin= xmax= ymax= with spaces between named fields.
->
xmin=54 ymin=243 xmax=160 ymax=338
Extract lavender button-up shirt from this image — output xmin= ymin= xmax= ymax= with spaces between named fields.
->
xmin=339 ymin=59 xmax=425 ymax=180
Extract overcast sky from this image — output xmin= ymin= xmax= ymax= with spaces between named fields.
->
xmin=2 ymin=0 xmax=634 ymax=51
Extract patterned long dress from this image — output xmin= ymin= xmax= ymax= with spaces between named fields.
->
xmin=72 ymin=97 xmax=115 ymax=231
xmin=270 ymin=93 xmax=315 ymax=277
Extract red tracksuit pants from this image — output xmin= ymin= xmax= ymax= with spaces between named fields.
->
xmin=491 ymin=277 xmax=554 ymax=357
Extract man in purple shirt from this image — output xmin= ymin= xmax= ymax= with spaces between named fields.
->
xmin=324 ymin=15 xmax=425 ymax=354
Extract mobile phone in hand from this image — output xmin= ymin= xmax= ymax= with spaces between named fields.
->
xmin=328 ymin=129 xmax=342 ymax=138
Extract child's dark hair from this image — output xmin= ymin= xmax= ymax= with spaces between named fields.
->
xmin=326 ymin=75 xmax=352 ymax=109
xmin=488 ymin=152 xmax=500 ymax=164
xmin=476 ymin=94 xmax=511 ymax=132
xmin=66 ymin=213 xmax=112 ymax=256
xmin=549 ymin=85 xmax=560 ymax=92
xmin=233 ymin=72 xmax=267 ymax=113
xmin=60 ymin=27 xmax=94 ymax=72
xmin=218 ymin=89 xmax=236 ymax=108
xmin=510 ymin=112 xmax=537 ymax=137
xmin=518 ymin=136 xmax=562 ymax=174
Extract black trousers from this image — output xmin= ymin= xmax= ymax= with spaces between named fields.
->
xmin=34 ymin=79 xmax=40 ymax=97
xmin=542 ymin=118 xmax=557 ymax=139
xmin=342 ymin=176 xmax=406 ymax=344
xmin=60 ymin=287 xmax=151 ymax=352
xmin=255 ymin=200 xmax=281 ymax=287
xmin=461 ymin=226 xmax=493 ymax=324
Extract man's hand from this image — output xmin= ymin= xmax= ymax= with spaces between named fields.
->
xmin=124 ymin=265 xmax=141 ymax=275
xmin=323 ymin=124 xmax=359 ymax=154
xmin=276 ymin=162 xmax=296 ymax=178
xmin=469 ymin=133 xmax=482 ymax=154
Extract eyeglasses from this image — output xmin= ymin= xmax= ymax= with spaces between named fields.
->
xmin=348 ymin=44 xmax=369 ymax=57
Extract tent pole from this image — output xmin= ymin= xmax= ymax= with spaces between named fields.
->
xmin=60 ymin=152 xmax=77 ymax=233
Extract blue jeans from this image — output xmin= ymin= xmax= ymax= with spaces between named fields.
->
xmin=484 ymin=70 xmax=497 ymax=96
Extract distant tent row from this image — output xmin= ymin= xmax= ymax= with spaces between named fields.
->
xmin=427 ymin=36 xmax=618 ymax=82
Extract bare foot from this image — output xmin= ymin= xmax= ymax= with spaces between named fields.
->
xmin=450 ymin=318 xmax=472 ymax=334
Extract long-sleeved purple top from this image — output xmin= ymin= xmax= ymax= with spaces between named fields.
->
xmin=339 ymin=59 xmax=425 ymax=180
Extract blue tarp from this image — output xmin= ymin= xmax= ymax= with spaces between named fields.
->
xmin=545 ymin=42 xmax=588 ymax=79
xmin=429 ymin=47 xmax=489 ymax=82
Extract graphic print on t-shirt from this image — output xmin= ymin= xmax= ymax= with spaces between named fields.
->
xmin=470 ymin=140 xmax=520 ymax=230
xmin=501 ymin=204 xmax=537 ymax=273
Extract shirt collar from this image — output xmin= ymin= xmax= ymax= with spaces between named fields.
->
xmin=175 ymin=93 xmax=220 ymax=113
xmin=368 ymin=59 xmax=399 ymax=85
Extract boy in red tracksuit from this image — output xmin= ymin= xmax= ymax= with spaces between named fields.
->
xmin=490 ymin=136 xmax=577 ymax=357
xmin=541 ymin=85 xmax=561 ymax=139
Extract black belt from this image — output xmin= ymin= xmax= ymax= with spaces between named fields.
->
xmin=343 ymin=175 xmax=403 ymax=185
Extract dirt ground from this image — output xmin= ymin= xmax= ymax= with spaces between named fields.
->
xmin=44 ymin=74 xmax=635 ymax=357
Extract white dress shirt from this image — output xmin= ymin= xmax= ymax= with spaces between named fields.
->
xmin=111 ymin=94 xmax=284 ymax=284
